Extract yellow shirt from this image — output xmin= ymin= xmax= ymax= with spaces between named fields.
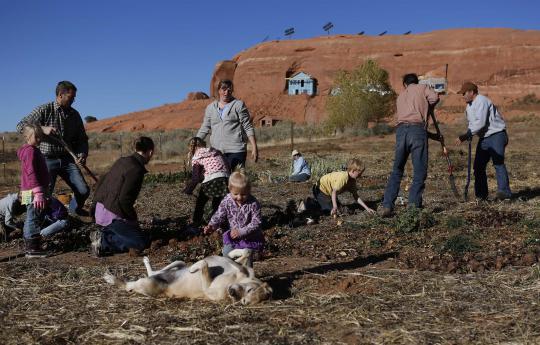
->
xmin=318 ymin=171 xmax=357 ymax=196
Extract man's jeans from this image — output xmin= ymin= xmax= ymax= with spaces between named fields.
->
xmin=24 ymin=204 xmax=44 ymax=239
xmin=100 ymin=220 xmax=149 ymax=253
xmin=45 ymin=156 xmax=89 ymax=213
xmin=382 ymin=124 xmax=428 ymax=209
xmin=474 ymin=130 xmax=511 ymax=199
xmin=224 ymin=152 xmax=247 ymax=171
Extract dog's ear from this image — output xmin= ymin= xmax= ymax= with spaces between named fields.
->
xmin=249 ymin=283 xmax=273 ymax=304
xmin=227 ymin=284 xmax=244 ymax=301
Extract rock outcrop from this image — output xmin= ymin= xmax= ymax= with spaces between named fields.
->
xmin=86 ymin=28 xmax=540 ymax=132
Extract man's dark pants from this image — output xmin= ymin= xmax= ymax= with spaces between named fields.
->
xmin=474 ymin=130 xmax=511 ymax=199
xmin=224 ymin=152 xmax=247 ymax=171
xmin=100 ymin=220 xmax=149 ymax=253
xmin=382 ymin=123 xmax=428 ymax=209
xmin=45 ymin=156 xmax=90 ymax=213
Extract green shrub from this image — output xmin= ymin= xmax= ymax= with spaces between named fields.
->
xmin=442 ymin=234 xmax=480 ymax=255
xmin=309 ymin=156 xmax=345 ymax=182
xmin=445 ymin=216 xmax=467 ymax=229
xmin=396 ymin=207 xmax=436 ymax=233
xmin=326 ymin=59 xmax=396 ymax=131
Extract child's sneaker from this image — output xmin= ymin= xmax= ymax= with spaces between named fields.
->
xmin=25 ymin=236 xmax=48 ymax=258
xmin=297 ymin=200 xmax=306 ymax=213
xmin=89 ymin=230 xmax=104 ymax=257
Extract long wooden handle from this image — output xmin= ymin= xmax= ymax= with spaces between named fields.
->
xmin=48 ymin=135 xmax=98 ymax=183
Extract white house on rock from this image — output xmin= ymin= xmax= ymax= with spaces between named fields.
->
xmin=287 ymin=72 xmax=316 ymax=95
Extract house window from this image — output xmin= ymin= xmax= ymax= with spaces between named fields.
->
xmin=301 ymin=80 xmax=304 ymax=87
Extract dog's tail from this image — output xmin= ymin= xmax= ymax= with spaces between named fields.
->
xmin=103 ymin=270 xmax=127 ymax=290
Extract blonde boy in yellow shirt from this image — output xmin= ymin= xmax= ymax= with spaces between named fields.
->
xmin=313 ymin=158 xmax=375 ymax=216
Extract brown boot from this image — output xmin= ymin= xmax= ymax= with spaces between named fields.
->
xmin=25 ymin=236 xmax=48 ymax=258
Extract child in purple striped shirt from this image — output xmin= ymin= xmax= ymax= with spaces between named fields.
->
xmin=203 ymin=171 xmax=264 ymax=267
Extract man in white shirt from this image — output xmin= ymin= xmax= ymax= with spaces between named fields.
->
xmin=455 ymin=82 xmax=511 ymax=201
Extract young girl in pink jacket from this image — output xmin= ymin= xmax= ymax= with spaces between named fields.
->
xmin=18 ymin=123 xmax=50 ymax=258
xmin=183 ymin=137 xmax=230 ymax=230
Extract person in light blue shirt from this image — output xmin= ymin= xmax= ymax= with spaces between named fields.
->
xmin=289 ymin=150 xmax=311 ymax=182
xmin=455 ymin=82 xmax=511 ymax=200
xmin=0 ymin=193 xmax=26 ymax=240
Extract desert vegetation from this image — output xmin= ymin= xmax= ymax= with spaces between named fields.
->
xmin=325 ymin=60 xmax=396 ymax=131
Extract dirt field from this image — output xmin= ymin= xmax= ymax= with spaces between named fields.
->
xmin=1 ymin=116 xmax=540 ymax=344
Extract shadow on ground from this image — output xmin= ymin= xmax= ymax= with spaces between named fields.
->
xmin=265 ymin=251 xmax=398 ymax=300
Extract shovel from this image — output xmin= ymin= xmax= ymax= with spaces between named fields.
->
xmin=463 ymin=137 xmax=472 ymax=201
xmin=428 ymin=108 xmax=460 ymax=199
xmin=48 ymin=134 xmax=99 ymax=183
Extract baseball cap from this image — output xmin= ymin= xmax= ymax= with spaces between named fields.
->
xmin=291 ymin=149 xmax=300 ymax=157
xmin=457 ymin=82 xmax=478 ymax=95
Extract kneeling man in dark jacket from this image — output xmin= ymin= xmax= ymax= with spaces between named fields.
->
xmin=90 ymin=137 xmax=154 ymax=256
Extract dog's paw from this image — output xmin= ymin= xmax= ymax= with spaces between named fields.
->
xmin=189 ymin=260 xmax=208 ymax=273
xmin=103 ymin=271 xmax=116 ymax=285
xmin=228 ymin=248 xmax=249 ymax=260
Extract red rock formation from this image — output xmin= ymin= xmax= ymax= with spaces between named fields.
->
xmin=86 ymin=28 xmax=540 ymax=132
xmin=186 ymin=92 xmax=209 ymax=100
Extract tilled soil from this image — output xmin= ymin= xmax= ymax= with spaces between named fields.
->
xmin=1 ymin=119 xmax=540 ymax=344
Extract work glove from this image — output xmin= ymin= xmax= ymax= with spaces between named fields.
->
xmin=76 ymin=153 xmax=87 ymax=166
xmin=458 ymin=129 xmax=473 ymax=142
xmin=33 ymin=192 xmax=46 ymax=210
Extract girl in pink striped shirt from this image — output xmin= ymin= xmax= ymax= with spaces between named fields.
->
xmin=183 ymin=137 xmax=230 ymax=229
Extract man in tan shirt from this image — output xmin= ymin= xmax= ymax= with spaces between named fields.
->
xmin=379 ymin=73 xmax=440 ymax=217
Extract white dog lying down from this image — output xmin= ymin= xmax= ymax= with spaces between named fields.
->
xmin=103 ymin=249 xmax=272 ymax=305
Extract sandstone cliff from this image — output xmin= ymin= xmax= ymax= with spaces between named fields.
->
xmin=86 ymin=28 xmax=540 ymax=132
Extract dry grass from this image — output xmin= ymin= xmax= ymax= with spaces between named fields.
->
xmin=1 ymin=260 xmax=540 ymax=344
xmin=1 ymin=113 xmax=539 ymax=344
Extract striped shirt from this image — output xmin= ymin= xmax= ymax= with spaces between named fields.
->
xmin=16 ymin=101 xmax=89 ymax=157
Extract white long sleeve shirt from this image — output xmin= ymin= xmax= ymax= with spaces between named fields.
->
xmin=466 ymin=94 xmax=506 ymax=138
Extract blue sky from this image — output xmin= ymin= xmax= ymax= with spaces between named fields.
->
xmin=1 ymin=0 xmax=539 ymax=131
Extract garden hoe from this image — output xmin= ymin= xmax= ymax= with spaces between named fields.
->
xmin=48 ymin=134 xmax=99 ymax=183
xmin=428 ymin=108 xmax=460 ymax=199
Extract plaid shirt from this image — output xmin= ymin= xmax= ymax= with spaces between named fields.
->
xmin=17 ymin=101 xmax=89 ymax=157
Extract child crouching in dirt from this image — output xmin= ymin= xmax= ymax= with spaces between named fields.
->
xmin=312 ymin=158 xmax=375 ymax=216
xmin=18 ymin=123 xmax=50 ymax=258
xmin=0 ymin=192 xmax=69 ymax=242
xmin=183 ymin=137 xmax=230 ymax=229
xmin=203 ymin=171 xmax=264 ymax=267
xmin=0 ymin=192 xmax=26 ymax=241
xmin=289 ymin=150 xmax=311 ymax=182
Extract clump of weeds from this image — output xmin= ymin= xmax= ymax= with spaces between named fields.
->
xmin=396 ymin=207 xmax=436 ymax=234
